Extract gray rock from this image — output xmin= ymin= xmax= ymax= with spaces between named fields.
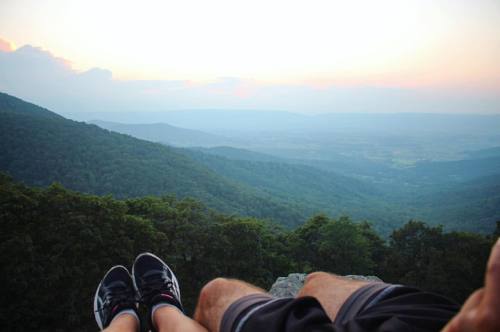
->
xmin=269 ymin=273 xmax=307 ymax=297
xmin=344 ymin=275 xmax=383 ymax=282
xmin=269 ymin=273 xmax=383 ymax=297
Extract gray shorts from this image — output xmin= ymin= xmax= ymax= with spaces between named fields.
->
xmin=220 ymin=293 xmax=277 ymax=332
xmin=219 ymin=283 xmax=459 ymax=332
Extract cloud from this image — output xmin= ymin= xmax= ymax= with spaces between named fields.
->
xmin=0 ymin=42 xmax=499 ymax=115
xmin=78 ymin=68 xmax=113 ymax=81
xmin=0 ymin=37 xmax=15 ymax=52
xmin=204 ymin=77 xmax=257 ymax=99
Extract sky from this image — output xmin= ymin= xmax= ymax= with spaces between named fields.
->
xmin=0 ymin=0 xmax=499 ymax=114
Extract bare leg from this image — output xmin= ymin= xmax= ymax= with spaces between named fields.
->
xmin=194 ymin=278 xmax=268 ymax=332
xmin=154 ymin=306 xmax=208 ymax=332
xmin=103 ymin=313 xmax=138 ymax=332
xmin=297 ymin=272 xmax=372 ymax=321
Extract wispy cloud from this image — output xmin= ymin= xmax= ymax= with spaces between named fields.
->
xmin=0 ymin=37 xmax=15 ymax=52
xmin=0 ymin=40 xmax=499 ymax=115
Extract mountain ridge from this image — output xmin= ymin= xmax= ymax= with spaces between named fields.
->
xmin=90 ymin=120 xmax=232 ymax=147
xmin=0 ymin=91 xmax=306 ymax=225
xmin=2 ymin=91 xmax=499 ymax=233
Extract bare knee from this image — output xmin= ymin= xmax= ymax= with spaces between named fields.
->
xmin=195 ymin=277 xmax=259 ymax=331
xmin=202 ymin=277 xmax=230 ymax=294
xmin=299 ymin=272 xmax=341 ymax=298
xmin=198 ymin=277 xmax=229 ymax=308
xmin=305 ymin=272 xmax=331 ymax=285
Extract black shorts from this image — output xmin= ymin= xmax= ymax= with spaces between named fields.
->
xmin=220 ymin=283 xmax=460 ymax=332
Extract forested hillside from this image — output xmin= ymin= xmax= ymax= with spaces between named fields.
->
xmin=90 ymin=116 xmax=500 ymax=233
xmin=184 ymin=149 xmax=398 ymax=229
xmin=89 ymin=120 xmax=232 ymax=147
xmin=401 ymin=156 xmax=500 ymax=185
xmin=0 ymin=92 xmax=305 ymax=225
xmin=0 ymin=174 xmax=496 ymax=331
xmin=2 ymin=91 xmax=499 ymax=233
xmin=0 ymin=91 xmax=405 ymax=230
xmin=412 ymin=174 xmax=500 ymax=233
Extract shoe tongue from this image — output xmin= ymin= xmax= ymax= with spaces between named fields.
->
xmin=143 ymin=269 xmax=168 ymax=282
xmin=105 ymin=280 xmax=129 ymax=293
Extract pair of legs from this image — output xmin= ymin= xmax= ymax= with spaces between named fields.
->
xmin=103 ymin=271 xmax=368 ymax=332
xmin=103 ymin=306 xmax=207 ymax=332
xmin=100 ymin=238 xmax=500 ymax=332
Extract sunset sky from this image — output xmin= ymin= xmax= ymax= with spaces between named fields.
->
xmin=0 ymin=0 xmax=499 ymax=114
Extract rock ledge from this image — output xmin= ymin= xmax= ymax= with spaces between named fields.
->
xmin=269 ymin=273 xmax=382 ymax=297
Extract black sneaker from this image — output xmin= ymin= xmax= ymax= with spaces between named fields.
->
xmin=132 ymin=253 xmax=183 ymax=331
xmin=94 ymin=265 xmax=138 ymax=330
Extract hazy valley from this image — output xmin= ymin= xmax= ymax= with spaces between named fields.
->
xmin=2 ymin=92 xmax=499 ymax=234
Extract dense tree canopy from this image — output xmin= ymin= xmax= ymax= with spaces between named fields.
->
xmin=0 ymin=174 xmax=497 ymax=331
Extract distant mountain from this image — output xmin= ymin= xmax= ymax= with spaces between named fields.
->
xmin=413 ymin=173 xmax=500 ymax=233
xmin=191 ymin=146 xmax=390 ymax=179
xmin=402 ymin=156 xmax=500 ymax=185
xmin=0 ymin=92 xmax=305 ymax=225
xmin=66 ymin=110 xmax=500 ymax=172
xmin=0 ymin=91 xmax=406 ymax=231
xmin=89 ymin=120 xmax=232 ymax=147
xmin=86 ymin=121 xmax=406 ymax=227
xmin=192 ymin=146 xmax=283 ymax=162
xmin=183 ymin=149 xmax=395 ymax=226
xmin=2 ymin=91 xmax=498 ymax=233
xmin=66 ymin=110 xmax=308 ymax=133
xmin=314 ymin=113 xmax=500 ymax=135
xmin=65 ymin=110 xmax=500 ymax=136
xmin=464 ymin=146 xmax=500 ymax=160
